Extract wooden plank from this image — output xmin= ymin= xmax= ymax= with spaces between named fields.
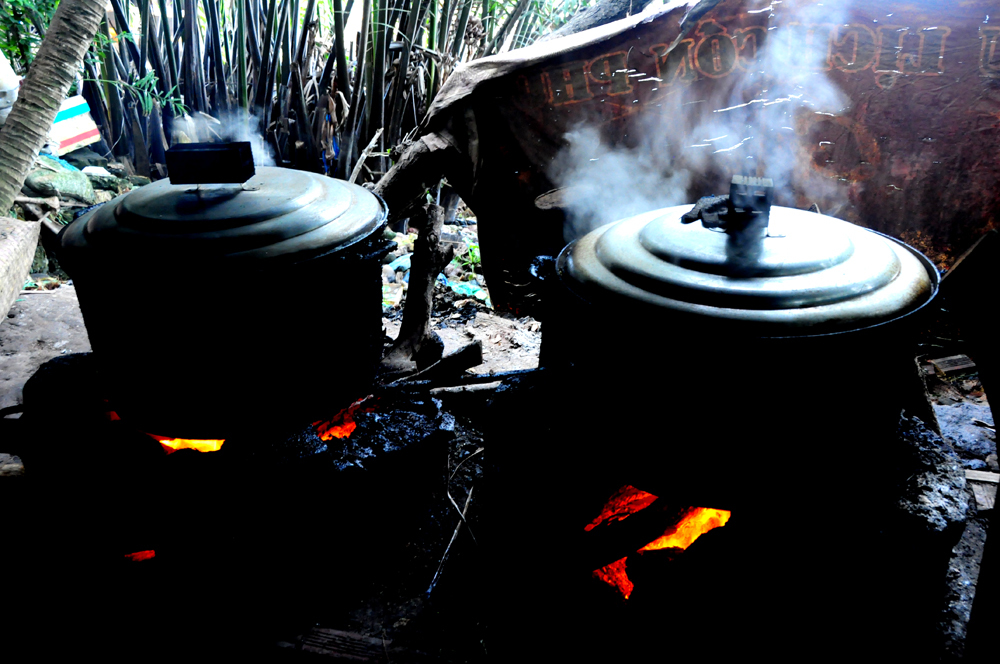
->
xmin=929 ymin=354 xmax=978 ymax=377
xmin=0 ymin=219 xmax=41 ymax=325
xmin=966 ymin=470 xmax=1000 ymax=484
xmin=298 ymin=627 xmax=391 ymax=661
xmin=971 ymin=482 xmax=996 ymax=511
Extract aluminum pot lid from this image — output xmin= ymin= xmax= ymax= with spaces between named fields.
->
xmin=558 ymin=204 xmax=937 ymax=336
xmin=60 ymin=167 xmax=385 ymax=264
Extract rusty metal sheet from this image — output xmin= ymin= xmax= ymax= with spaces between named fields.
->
xmin=433 ymin=0 xmax=1000 ymax=313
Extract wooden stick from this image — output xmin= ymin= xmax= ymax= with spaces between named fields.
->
xmin=349 ymin=127 xmax=383 ymax=184
xmin=427 ymin=484 xmax=474 ymax=596
xmin=966 ymin=470 xmax=1000 ymax=484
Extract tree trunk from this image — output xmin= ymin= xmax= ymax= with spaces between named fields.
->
xmin=0 ymin=0 xmax=106 ymax=215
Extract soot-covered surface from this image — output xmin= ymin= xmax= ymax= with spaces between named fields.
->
xmin=1 ymin=353 xmax=489 ymax=661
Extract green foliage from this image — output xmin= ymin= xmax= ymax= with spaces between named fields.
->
xmin=454 ymin=241 xmax=482 ymax=278
xmin=87 ymin=70 xmax=189 ymax=117
xmin=0 ymin=0 xmax=59 ymax=73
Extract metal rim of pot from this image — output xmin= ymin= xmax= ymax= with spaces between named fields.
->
xmin=551 ymin=204 xmax=940 ymax=339
xmin=60 ymin=166 xmax=390 ymax=270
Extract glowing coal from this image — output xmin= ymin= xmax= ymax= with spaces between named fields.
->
xmin=587 ymin=485 xmax=731 ymax=599
xmin=312 ymin=396 xmax=378 ymax=441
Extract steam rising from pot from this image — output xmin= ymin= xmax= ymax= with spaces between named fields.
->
xmin=170 ymin=111 xmax=276 ymax=167
xmin=549 ymin=0 xmax=852 ymax=242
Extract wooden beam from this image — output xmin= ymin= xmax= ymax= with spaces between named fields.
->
xmin=0 ymin=219 xmax=41 ymax=324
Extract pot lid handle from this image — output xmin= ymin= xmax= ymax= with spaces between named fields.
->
xmin=165 ymin=142 xmax=256 ymax=185
xmin=681 ymin=175 xmax=775 ymax=276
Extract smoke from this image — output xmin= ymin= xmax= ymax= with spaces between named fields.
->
xmin=214 ymin=111 xmax=277 ymax=167
xmin=550 ymin=0 xmax=853 ymax=241
xmin=551 ymin=123 xmax=692 ymax=241
xmin=170 ymin=110 xmax=276 ymax=167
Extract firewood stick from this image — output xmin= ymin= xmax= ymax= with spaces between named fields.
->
xmin=381 ymin=203 xmax=454 ymax=376
xmin=14 ymin=196 xmax=60 ymax=210
xmin=382 ymin=340 xmax=482 ymax=387
xmin=427 ymin=484 xmax=474 ymax=596
xmin=348 ymin=128 xmax=382 ymax=185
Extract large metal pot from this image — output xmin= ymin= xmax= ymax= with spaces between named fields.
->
xmin=534 ymin=197 xmax=939 ymax=513
xmin=59 ymin=166 xmax=389 ymax=438
xmin=488 ymin=191 xmax=942 ymax=661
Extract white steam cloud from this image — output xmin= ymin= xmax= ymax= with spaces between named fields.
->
xmin=550 ymin=0 xmax=852 ymax=241
xmin=551 ymin=122 xmax=692 ymax=242
xmin=170 ymin=110 xmax=276 ymax=167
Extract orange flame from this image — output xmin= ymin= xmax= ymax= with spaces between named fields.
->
xmin=588 ymin=487 xmax=731 ymax=599
xmin=147 ymin=435 xmax=225 ymax=454
xmin=312 ymin=396 xmax=377 ymax=441
xmin=103 ymin=405 xmax=225 ymax=454
xmin=639 ymin=507 xmax=731 ymax=552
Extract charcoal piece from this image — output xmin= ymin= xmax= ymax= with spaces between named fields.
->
xmin=894 ymin=413 xmax=972 ymax=544
xmin=934 ymin=401 xmax=997 ymax=461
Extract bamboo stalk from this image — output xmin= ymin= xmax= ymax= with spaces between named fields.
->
xmin=261 ymin=0 xmax=291 ymax=128
xmin=318 ymin=41 xmax=338 ymax=94
xmin=290 ymin=0 xmax=300 ymax=61
xmin=332 ymin=0 xmax=351 ymax=99
xmin=159 ymin=0 xmax=181 ymax=93
xmin=291 ymin=63 xmax=319 ymax=167
xmin=146 ymin=13 xmax=171 ymax=94
xmin=206 ymin=0 xmax=231 ymax=112
xmin=427 ymin=0 xmax=437 ymax=97
xmin=100 ymin=20 xmax=128 ymax=157
xmin=367 ymin=0 xmax=387 ymax=146
xmin=246 ymin=0 xmax=264 ymax=71
xmin=109 ymin=0 xmax=145 ymax=75
xmin=238 ymin=0 xmax=249 ymax=108
xmin=514 ymin=9 xmax=537 ymax=50
xmin=483 ymin=0 xmax=530 ymax=56
xmin=387 ymin=0 xmax=429 ymax=145
xmin=183 ymin=0 xmax=209 ymax=113
xmin=139 ymin=0 xmax=151 ymax=78
xmin=339 ymin=0 xmax=371 ymax=177
xmin=449 ymin=0 xmax=473 ymax=57
xmin=253 ymin=0 xmax=279 ymax=113
xmin=392 ymin=0 xmax=411 ymax=40
xmin=83 ymin=60 xmax=115 ymax=154
xmin=295 ymin=0 xmax=318 ymax=64
xmin=281 ymin=0 xmax=292 ymax=88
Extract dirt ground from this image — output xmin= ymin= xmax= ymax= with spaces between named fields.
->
xmin=382 ymin=310 xmax=541 ymax=377
xmin=0 ymin=285 xmax=92 ymax=412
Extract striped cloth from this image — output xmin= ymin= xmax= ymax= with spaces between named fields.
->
xmin=50 ymin=96 xmax=100 ymax=155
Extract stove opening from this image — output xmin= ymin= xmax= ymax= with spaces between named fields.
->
xmin=587 ymin=485 xmax=731 ymax=599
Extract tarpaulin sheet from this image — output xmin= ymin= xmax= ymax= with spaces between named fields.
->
xmin=426 ymin=0 xmax=1000 ymax=313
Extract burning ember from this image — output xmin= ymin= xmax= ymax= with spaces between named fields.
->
xmin=148 ymin=435 xmax=225 ymax=454
xmin=102 ymin=404 xmax=225 ymax=454
xmin=585 ymin=485 xmax=659 ymax=531
xmin=125 ymin=550 xmax=156 ymax=562
xmin=312 ymin=396 xmax=377 ymax=441
xmin=587 ymin=485 xmax=731 ymax=599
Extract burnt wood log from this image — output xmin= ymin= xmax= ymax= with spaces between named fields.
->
xmin=386 ymin=340 xmax=483 ymax=386
xmin=374 ymin=132 xmax=456 ymax=227
xmin=381 ymin=203 xmax=454 ymax=376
